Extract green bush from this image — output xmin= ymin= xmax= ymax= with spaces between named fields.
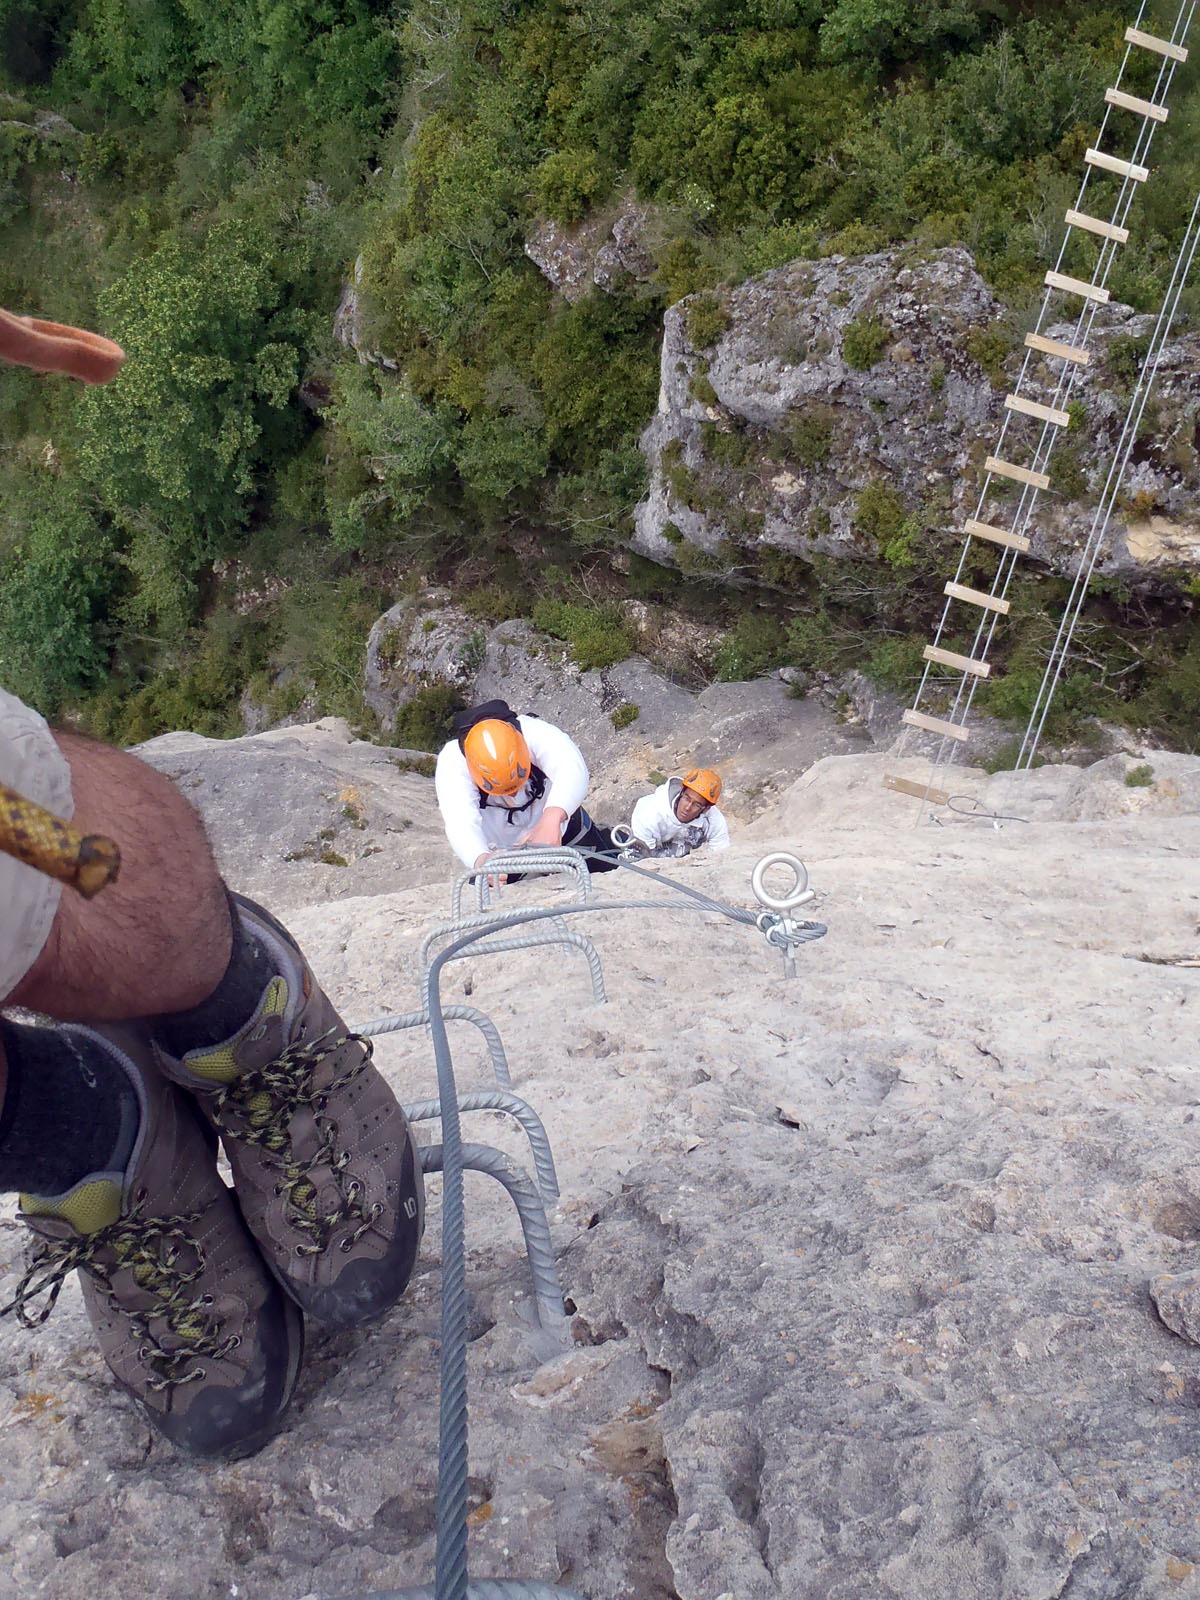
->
xmin=842 ymin=316 xmax=889 ymax=370
xmin=393 ymin=684 xmax=466 ymax=752
xmin=713 ymin=614 xmax=789 ymax=682
xmin=531 ymin=149 xmax=609 ymax=223
xmin=531 ymin=597 xmax=634 ymax=671
xmin=610 ymin=702 xmax=640 ymax=730
xmin=787 ymin=406 xmax=836 ymax=467
xmin=684 ymin=293 xmax=729 ymax=351
xmin=1125 ymin=762 xmax=1154 ymax=788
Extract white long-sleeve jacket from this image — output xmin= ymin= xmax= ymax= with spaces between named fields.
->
xmin=630 ymin=778 xmax=730 ymax=854
xmin=435 ymin=714 xmax=590 ymax=868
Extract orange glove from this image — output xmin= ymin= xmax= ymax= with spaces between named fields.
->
xmin=0 ymin=306 xmax=125 ymax=384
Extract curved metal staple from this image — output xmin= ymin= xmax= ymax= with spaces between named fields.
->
xmin=418 ymin=1142 xmax=566 ymax=1330
xmin=357 ymin=1007 xmax=512 ymax=1088
xmin=420 ymin=910 xmax=576 ymax=981
xmin=405 ymin=1090 xmax=560 ymax=1203
xmin=433 ymin=929 xmax=607 ymax=1005
xmin=452 ymin=848 xmax=591 ymax=916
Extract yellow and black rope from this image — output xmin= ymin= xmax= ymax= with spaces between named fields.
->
xmin=0 ymin=783 xmax=120 ymax=898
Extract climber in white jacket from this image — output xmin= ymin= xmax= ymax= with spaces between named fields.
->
xmin=629 ymin=768 xmax=730 ymax=858
xmin=435 ymin=701 xmax=618 ymax=874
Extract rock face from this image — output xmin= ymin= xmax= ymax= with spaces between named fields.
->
xmin=3 ymin=722 xmax=1200 ymax=1600
xmin=524 ymin=195 xmax=656 ymax=302
xmin=633 ymin=246 xmax=1200 ymax=589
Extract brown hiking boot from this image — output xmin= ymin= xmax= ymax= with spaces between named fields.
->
xmin=0 ymin=1025 xmax=302 ymax=1460
xmin=152 ymin=894 xmax=424 ymax=1328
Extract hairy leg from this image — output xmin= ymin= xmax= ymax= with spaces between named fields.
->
xmin=7 ymin=734 xmax=232 ymax=1020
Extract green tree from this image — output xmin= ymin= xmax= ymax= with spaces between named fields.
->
xmin=77 ymin=219 xmax=308 ymax=629
xmin=0 ymin=476 xmax=119 ymax=714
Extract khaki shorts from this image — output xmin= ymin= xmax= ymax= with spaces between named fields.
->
xmin=0 ymin=688 xmax=72 ymax=1000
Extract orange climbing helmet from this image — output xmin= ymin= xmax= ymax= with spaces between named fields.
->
xmin=681 ymin=767 xmax=722 ymax=805
xmin=463 ymin=720 xmax=533 ymax=796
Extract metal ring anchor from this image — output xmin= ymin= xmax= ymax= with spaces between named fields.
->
xmin=751 ymin=851 xmax=814 ymax=912
xmin=609 ymin=823 xmax=635 ymax=849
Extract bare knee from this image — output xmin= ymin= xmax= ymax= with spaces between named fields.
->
xmin=9 ymin=734 xmax=232 ymax=1020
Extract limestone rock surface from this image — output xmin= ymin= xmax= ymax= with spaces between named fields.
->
xmin=3 ymin=718 xmax=1200 ymax=1600
xmin=633 ymin=246 xmax=1200 ymax=588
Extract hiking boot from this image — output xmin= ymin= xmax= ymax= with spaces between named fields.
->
xmin=152 ymin=894 xmax=424 ymax=1328
xmin=0 ymin=1025 xmax=303 ymax=1460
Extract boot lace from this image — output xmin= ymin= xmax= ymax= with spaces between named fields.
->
xmin=207 ymin=1029 xmax=380 ymax=1256
xmin=1 ymin=1211 xmax=239 ymax=1390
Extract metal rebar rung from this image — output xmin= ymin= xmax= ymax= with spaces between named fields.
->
xmin=420 ymin=910 xmax=575 ymax=980
xmin=447 ymin=930 xmax=607 ymax=1004
xmin=357 ymin=1006 xmax=513 ymax=1088
xmin=419 ymin=1142 xmax=567 ymax=1329
xmin=404 ymin=1088 xmax=560 ymax=1202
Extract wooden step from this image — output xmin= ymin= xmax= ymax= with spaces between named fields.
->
xmin=944 ymin=580 xmax=1011 ymax=616
xmin=985 ymin=455 xmax=1051 ymax=491
xmin=965 ymin=517 xmax=1032 ymax=554
xmin=1105 ymin=87 xmax=1169 ymax=122
xmin=1005 ymin=394 xmax=1071 ymax=427
xmin=901 ymin=708 xmax=970 ymax=743
xmin=1084 ymin=148 xmax=1150 ymax=183
xmin=1025 ymin=331 xmax=1090 ymax=367
xmin=1124 ymin=26 xmax=1188 ymax=63
xmin=1065 ymin=208 xmax=1130 ymax=243
xmin=884 ymin=774 xmax=951 ymax=806
xmin=1045 ymin=269 xmax=1111 ymax=305
xmin=923 ymin=644 xmax=992 ymax=679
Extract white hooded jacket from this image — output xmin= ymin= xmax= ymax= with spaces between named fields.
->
xmin=435 ymin=713 xmax=590 ymax=868
xmin=630 ymin=777 xmax=730 ymax=855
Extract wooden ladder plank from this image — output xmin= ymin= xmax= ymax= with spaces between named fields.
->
xmin=1105 ymin=86 xmax=1169 ymax=122
xmin=985 ymin=455 xmax=1051 ymax=491
xmin=901 ymin=708 xmax=971 ymax=743
xmin=1065 ymin=208 xmax=1130 ymax=243
xmin=965 ymin=517 xmax=1032 ymax=553
xmin=1125 ymin=26 xmax=1188 ymax=63
xmin=944 ymin=580 xmax=1011 ymax=616
xmin=1005 ymin=394 xmax=1071 ymax=427
xmin=1084 ymin=148 xmax=1150 ymax=183
xmin=923 ymin=644 xmax=992 ymax=679
xmin=1045 ymin=269 xmax=1111 ymax=304
xmin=884 ymin=774 xmax=951 ymax=806
xmin=1025 ymin=331 xmax=1090 ymax=366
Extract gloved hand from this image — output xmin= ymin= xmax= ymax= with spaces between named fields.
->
xmin=650 ymin=838 xmax=691 ymax=859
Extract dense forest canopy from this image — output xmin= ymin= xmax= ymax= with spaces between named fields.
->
xmin=1 ymin=0 xmax=1197 ymax=747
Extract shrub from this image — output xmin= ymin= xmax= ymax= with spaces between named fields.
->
xmin=531 ymin=597 xmax=634 ymax=671
xmin=684 ymin=293 xmax=729 ymax=351
xmin=393 ymin=684 xmax=466 ymax=751
xmin=610 ymin=702 xmax=640 ymax=730
xmin=788 ymin=405 xmax=835 ymax=467
xmin=713 ymin=613 xmax=789 ymax=681
xmin=1125 ymin=762 xmax=1154 ymax=788
xmin=841 ymin=316 xmax=889 ymax=369
xmin=531 ymin=149 xmax=609 ymax=223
